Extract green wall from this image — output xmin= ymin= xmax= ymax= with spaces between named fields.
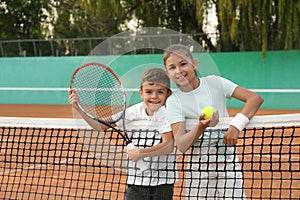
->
xmin=211 ymin=51 xmax=300 ymax=109
xmin=0 ymin=50 xmax=299 ymax=109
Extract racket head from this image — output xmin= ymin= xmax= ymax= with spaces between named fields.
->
xmin=70 ymin=62 xmax=126 ymax=124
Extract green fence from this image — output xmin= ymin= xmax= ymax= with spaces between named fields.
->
xmin=0 ymin=50 xmax=299 ymax=109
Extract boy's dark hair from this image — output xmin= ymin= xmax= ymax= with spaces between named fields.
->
xmin=140 ymin=68 xmax=170 ymax=89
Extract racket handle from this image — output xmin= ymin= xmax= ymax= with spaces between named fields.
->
xmin=126 ymin=143 xmax=148 ymax=172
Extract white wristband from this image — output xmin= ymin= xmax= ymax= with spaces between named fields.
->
xmin=229 ymin=113 xmax=249 ymax=131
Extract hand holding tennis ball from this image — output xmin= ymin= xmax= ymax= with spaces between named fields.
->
xmin=202 ymin=106 xmax=217 ymax=120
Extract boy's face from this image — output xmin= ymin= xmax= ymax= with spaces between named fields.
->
xmin=139 ymin=82 xmax=170 ymax=116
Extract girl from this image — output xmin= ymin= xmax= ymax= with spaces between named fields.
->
xmin=163 ymin=44 xmax=263 ymax=199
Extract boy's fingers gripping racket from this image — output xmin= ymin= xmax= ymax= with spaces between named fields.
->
xmin=126 ymin=143 xmax=148 ymax=171
xmin=70 ymin=62 xmax=147 ymax=171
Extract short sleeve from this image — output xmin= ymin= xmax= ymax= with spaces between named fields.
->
xmin=220 ymin=76 xmax=238 ymax=98
xmin=166 ymin=93 xmax=185 ymax=124
xmin=155 ymin=107 xmax=172 ymax=134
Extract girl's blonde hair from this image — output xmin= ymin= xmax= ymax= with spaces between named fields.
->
xmin=163 ymin=44 xmax=198 ymax=77
xmin=163 ymin=44 xmax=193 ymax=66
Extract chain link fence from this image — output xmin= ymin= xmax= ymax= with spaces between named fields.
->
xmin=0 ymin=32 xmax=211 ymax=57
xmin=0 ymin=37 xmax=108 ymax=57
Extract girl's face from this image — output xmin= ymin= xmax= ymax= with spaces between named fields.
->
xmin=140 ymin=83 xmax=170 ymax=116
xmin=165 ymin=52 xmax=199 ymax=91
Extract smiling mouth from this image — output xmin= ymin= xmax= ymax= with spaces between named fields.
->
xmin=176 ymin=74 xmax=187 ymax=81
xmin=150 ymin=101 xmax=161 ymax=104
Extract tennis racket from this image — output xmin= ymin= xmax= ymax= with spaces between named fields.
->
xmin=70 ymin=62 xmax=148 ymax=171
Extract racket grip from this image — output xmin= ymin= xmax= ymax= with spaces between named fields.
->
xmin=126 ymin=143 xmax=148 ymax=172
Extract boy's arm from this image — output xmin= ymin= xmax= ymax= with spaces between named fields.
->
xmin=224 ymin=86 xmax=264 ymax=146
xmin=126 ymin=131 xmax=174 ymax=162
xmin=68 ymin=89 xmax=111 ymax=130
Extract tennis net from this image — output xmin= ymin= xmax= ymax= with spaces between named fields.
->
xmin=0 ymin=114 xmax=299 ymax=199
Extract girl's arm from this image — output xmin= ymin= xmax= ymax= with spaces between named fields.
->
xmin=68 ymin=89 xmax=112 ymax=131
xmin=126 ymin=131 xmax=174 ymax=162
xmin=171 ymin=112 xmax=218 ymax=153
xmin=223 ymin=86 xmax=264 ymax=146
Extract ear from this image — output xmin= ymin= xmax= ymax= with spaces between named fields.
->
xmin=167 ymin=89 xmax=172 ymax=98
xmin=139 ymin=88 xmax=143 ymax=97
xmin=192 ymin=58 xmax=199 ymax=70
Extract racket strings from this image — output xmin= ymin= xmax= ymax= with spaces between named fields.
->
xmin=72 ymin=64 xmax=125 ymax=123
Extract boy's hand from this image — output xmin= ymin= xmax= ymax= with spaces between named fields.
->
xmin=126 ymin=147 xmax=143 ymax=162
xmin=68 ymin=89 xmax=80 ymax=110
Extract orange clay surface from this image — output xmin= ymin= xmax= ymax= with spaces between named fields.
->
xmin=0 ymin=104 xmax=299 ymax=118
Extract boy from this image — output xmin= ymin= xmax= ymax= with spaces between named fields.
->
xmin=69 ymin=68 xmax=177 ymax=200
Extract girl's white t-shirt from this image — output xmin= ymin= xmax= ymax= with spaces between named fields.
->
xmin=166 ymin=75 xmax=238 ymax=144
xmin=166 ymin=75 xmax=238 ymax=123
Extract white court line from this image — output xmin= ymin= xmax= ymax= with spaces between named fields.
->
xmin=0 ymin=87 xmax=138 ymax=92
xmin=1 ymin=158 xmax=68 ymax=176
xmin=0 ymin=87 xmax=68 ymax=91
xmin=0 ymin=87 xmax=300 ymax=93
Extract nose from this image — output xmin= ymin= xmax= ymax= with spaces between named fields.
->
xmin=175 ymin=66 xmax=182 ymax=74
xmin=151 ymin=92 xmax=158 ymax=98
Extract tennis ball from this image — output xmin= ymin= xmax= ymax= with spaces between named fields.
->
xmin=202 ymin=106 xmax=216 ymax=120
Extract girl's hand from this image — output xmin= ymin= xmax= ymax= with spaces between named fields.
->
xmin=223 ymin=126 xmax=240 ymax=146
xmin=209 ymin=111 xmax=219 ymax=127
xmin=198 ymin=111 xmax=219 ymax=127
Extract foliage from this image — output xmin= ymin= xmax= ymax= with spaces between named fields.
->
xmin=0 ymin=0 xmax=51 ymax=56
xmin=215 ymin=0 xmax=300 ymax=56
xmin=0 ymin=0 xmax=299 ymax=56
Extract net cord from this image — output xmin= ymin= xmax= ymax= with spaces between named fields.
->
xmin=1 ymin=113 xmax=300 ymax=130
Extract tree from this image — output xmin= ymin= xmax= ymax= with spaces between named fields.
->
xmin=0 ymin=0 xmax=50 ymax=39
xmin=0 ymin=0 xmax=51 ymax=56
xmin=0 ymin=0 xmax=299 ymax=56
xmin=52 ymin=0 xmax=122 ymax=38
xmin=120 ymin=0 xmax=300 ymax=55
xmin=50 ymin=0 xmax=125 ymax=55
xmin=214 ymin=0 xmax=300 ymax=56
xmin=120 ymin=0 xmax=217 ymax=51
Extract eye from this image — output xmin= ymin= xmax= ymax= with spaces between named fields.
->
xmin=167 ymin=65 xmax=175 ymax=71
xmin=181 ymin=62 xmax=187 ymax=66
